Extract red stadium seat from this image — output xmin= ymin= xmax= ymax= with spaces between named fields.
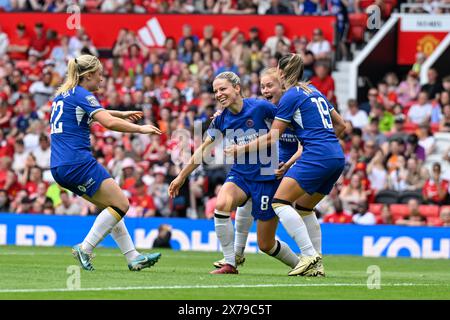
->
xmin=389 ymin=204 xmax=409 ymax=217
xmin=402 ymin=121 xmax=419 ymax=134
xmin=402 ymin=101 xmax=415 ymax=116
xmin=431 ymin=122 xmax=440 ymax=133
xmin=358 ymin=0 xmax=374 ymax=10
xmin=427 ymin=217 xmax=443 ymax=226
xmin=369 ymin=203 xmax=383 ymax=216
xmin=85 ymin=0 xmax=101 ymax=11
xmin=347 ymin=13 xmax=368 ymax=43
xmin=419 ymin=205 xmax=440 ymax=217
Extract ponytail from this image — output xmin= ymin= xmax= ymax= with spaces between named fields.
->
xmin=278 ymin=53 xmax=311 ymax=93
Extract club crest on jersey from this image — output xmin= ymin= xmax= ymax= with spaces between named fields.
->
xmin=86 ymin=95 xmax=100 ymax=107
xmin=246 ymin=119 xmax=254 ymax=128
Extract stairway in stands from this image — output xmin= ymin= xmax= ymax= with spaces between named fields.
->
xmin=332 ymin=60 xmax=353 ymax=115
xmin=426 ymin=132 xmax=450 ymax=180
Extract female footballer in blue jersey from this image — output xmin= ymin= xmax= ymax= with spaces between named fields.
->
xmin=213 ymin=68 xmax=326 ymax=277
xmin=50 ymin=54 xmax=162 ymax=271
xmin=226 ymin=54 xmax=347 ymax=276
xmin=169 ymin=71 xmax=301 ymax=274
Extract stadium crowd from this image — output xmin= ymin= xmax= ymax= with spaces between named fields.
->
xmin=0 ymin=4 xmax=449 ymax=227
xmin=0 ymin=0 xmax=380 ymax=15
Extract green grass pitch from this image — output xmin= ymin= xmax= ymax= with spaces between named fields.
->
xmin=0 ymin=246 xmax=449 ymax=300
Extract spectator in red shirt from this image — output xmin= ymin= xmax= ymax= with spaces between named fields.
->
xmin=23 ymin=50 xmax=43 ymax=82
xmin=0 ymin=156 xmax=12 ymax=190
xmin=377 ymin=80 xmax=397 ymax=111
xmin=120 ymin=157 xmax=137 ymax=192
xmin=123 ymin=43 xmax=147 ymax=76
xmin=30 ymin=22 xmax=49 ymax=59
xmin=131 ymin=179 xmax=156 ymax=217
xmin=22 ymin=166 xmax=45 ymax=199
xmin=376 ymin=204 xmax=395 ymax=225
xmin=4 ymin=170 xmax=21 ymax=201
xmin=423 ymin=162 xmax=449 ymax=205
xmin=0 ymin=129 xmax=14 ymax=159
xmin=7 ymin=23 xmax=31 ymax=61
xmin=310 ymin=61 xmax=336 ymax=106
xmin=322 ymin=198 xmax=353 ymax=224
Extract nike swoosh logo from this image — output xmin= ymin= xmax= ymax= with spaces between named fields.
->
xmin=78 ymin=250 xmax=87 ymax=265
xmin=139 ymin=256 xmax=148 ymax=264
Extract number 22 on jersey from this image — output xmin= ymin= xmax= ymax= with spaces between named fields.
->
xmin=50 ymin=101 xmax=64 ymax=134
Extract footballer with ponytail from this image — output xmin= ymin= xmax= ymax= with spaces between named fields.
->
xmin=50 ymin=54 xmax=162 ymax=272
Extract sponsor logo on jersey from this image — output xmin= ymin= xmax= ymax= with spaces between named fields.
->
xmin=86 ymin=95 xmax=100 ymax=107
xmin=78 ymin=178 xmax=95 ymax=193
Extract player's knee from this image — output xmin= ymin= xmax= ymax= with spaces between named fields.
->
xmin=113 ymin=199 xmax=129 ymax=217
xmin=109 ymin=204 xmax=128 ymax=219
xmin=271 ymin=198 xmax=291 ymax=210
xmin=215 ymin=199 xmax=232 ymax=213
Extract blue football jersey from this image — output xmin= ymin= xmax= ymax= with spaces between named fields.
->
xmin=278 ymin=127 xmax=298 ymax=164
xmin=50 ymin=86 xmax=104 ymax=168
xmin=275 ymin=85 xmax=344 ymax=161
xmin=207 ymin=98 xmax=277 ymax=181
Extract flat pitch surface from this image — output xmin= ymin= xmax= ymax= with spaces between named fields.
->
xmin=0 ymin=246 xmax=449 ymax=300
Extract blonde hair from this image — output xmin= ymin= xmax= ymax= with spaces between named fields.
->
xmin=55 ymin=54 xmax=102 ymax=96
xmin=214 ymin=71 xmax=243 ymax=97
xmin=260 ymin=67 xmax=280 ymax=83
xmin=278 ymin=53 xmax=312 ymax=94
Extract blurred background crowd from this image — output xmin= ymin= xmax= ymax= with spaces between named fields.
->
xmin=0 ymin=0 xmax=449 ymax=227
xmin=0 ymin=0 xmax=449 ymax=14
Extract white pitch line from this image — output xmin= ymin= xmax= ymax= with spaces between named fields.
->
xmin=0 ymin=283 xmax=445 ymax=294
xmin=0 ymin=251 xmax=196 ymax=259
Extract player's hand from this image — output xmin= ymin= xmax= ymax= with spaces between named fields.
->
xmin=210 ymin=109 xmax=223 ymax=119
xmin=224 ymin=144 xmax=244 ymax=158
xmin=168 ymin=176 xmax=186 ymax=198
xmin=122 ymin=111 xmax=143 ymax=122
xmin=274 ymin=162 xmax=289 ymax=179
xmin=139 ymin=124 xmax=162 ymax=135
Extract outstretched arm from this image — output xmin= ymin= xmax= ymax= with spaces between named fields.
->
xmin=93 ymin=110 xmax=160 ymax=135
xmin=168 ymin=137 xmax=215 ymax=198
xmin=107 ymin=110 xmax=144 ymax=122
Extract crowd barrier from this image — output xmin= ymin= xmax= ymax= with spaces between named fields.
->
xmin=0 ymin=213 xmax=448 ymax=259
xmin=0 ymin=13 xmax=336 ymax=49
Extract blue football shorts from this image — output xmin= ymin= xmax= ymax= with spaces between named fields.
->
xmin=284 ymin=158 xmax=345 ymax=195
xmin=225 ymin=174 xmax=278 ymax=221
xmin=51 ymin=158 xmax=111 ymax=197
